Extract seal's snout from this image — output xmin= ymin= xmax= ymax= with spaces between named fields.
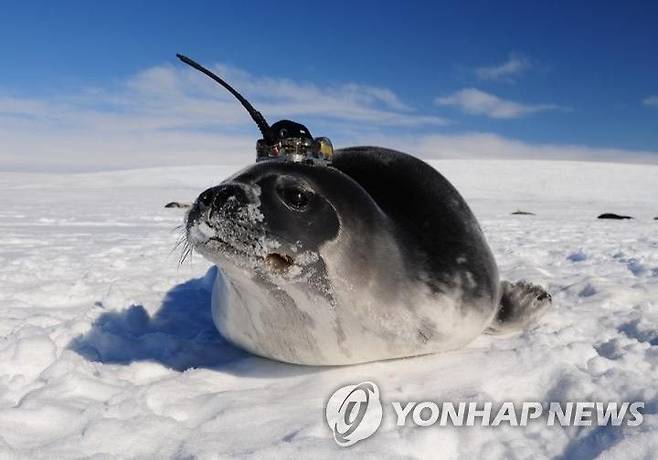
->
xmin=186 ymin=181 xmax=261 ymax=238
xmin=199 ymin=183 xmax=249 ymax=214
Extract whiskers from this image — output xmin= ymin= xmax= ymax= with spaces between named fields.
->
xmin=172 ymin=223 xmax=194 ymax=266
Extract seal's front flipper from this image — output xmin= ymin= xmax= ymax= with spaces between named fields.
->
xmin=486 ymin=280 xmax=552 ymax=335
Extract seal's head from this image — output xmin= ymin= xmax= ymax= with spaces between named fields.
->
xmin=176 ymin=53 xmax=345 ymax=286
xmin=185 ymin=161 xmax=344 ymax=284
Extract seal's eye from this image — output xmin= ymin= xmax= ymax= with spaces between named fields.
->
xmin=276 ymin=181 xmax=314 ymax=211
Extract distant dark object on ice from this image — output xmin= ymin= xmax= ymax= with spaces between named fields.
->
xmin=164 ymin=202 xmax=191 ymax=209
xmin=597 ymin=213 xmax=633 ymax=220
xmin=511 ymin=210 xmax=536 ymax=216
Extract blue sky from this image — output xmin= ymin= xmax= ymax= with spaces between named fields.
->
xmin=1 ymin=0 xmax=657 ymax=171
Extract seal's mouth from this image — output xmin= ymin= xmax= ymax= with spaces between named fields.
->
xmin=185 ymin=197 xmax=304 ymax=278
xmin=265 ymin=252 xmax=295 ymax=273
xmin=191 ymin=225 xmax=298 ymax=275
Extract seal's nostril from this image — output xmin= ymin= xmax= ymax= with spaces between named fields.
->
xmin=216 ymin=184 xmax=248 ymax=207
xmin=197 ymin=184 xmax=249 ymax=213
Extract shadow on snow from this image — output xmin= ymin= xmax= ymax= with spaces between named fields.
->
xmin=68 ymin=266 xmax=318 ymax=377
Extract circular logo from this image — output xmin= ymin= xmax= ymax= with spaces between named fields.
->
xmin=325 ymin=381 xmax=383 ymax=447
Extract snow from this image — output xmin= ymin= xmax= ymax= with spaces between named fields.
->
xmin=1 ymin=159 xmax=657 ymax=459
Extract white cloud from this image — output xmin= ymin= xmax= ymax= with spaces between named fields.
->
xmin=434 ymin=88 xmax=562 ymax=119
xmin=355 ymin=132 xmax=658 ymax=165
xmin=476 ymin=54 xmax=530 ymax=82
xmin=643 ymin=95 xmax=658 ymax=107
xmin=0 ymin=62 xmax=656 ymax=172
xmin=121 ymin=64 xmax=446 ymax=127
xmin=0 ymin=62 xmax=447 ymax=172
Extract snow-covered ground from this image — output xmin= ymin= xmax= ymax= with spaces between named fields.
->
xmin=1 ymin=159 xmax=657 ymax=459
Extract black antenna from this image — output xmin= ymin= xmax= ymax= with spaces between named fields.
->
xmin=176 ymin=53 xmax=273 ymax=143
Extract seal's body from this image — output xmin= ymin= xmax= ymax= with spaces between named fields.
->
xmin=186 ymin=147 xmax=550 ymax=365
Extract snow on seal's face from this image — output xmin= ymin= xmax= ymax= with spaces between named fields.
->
xmin=186 ymin=163 xmax=339 ymax=292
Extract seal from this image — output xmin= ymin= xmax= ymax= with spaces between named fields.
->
xmin=185 ymin=147 xmax=551 ymax=364
xmin=598 ymin=213 xmax=633 ymax=220
xmin=177 ymin=54 xmax=551 ymax=365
